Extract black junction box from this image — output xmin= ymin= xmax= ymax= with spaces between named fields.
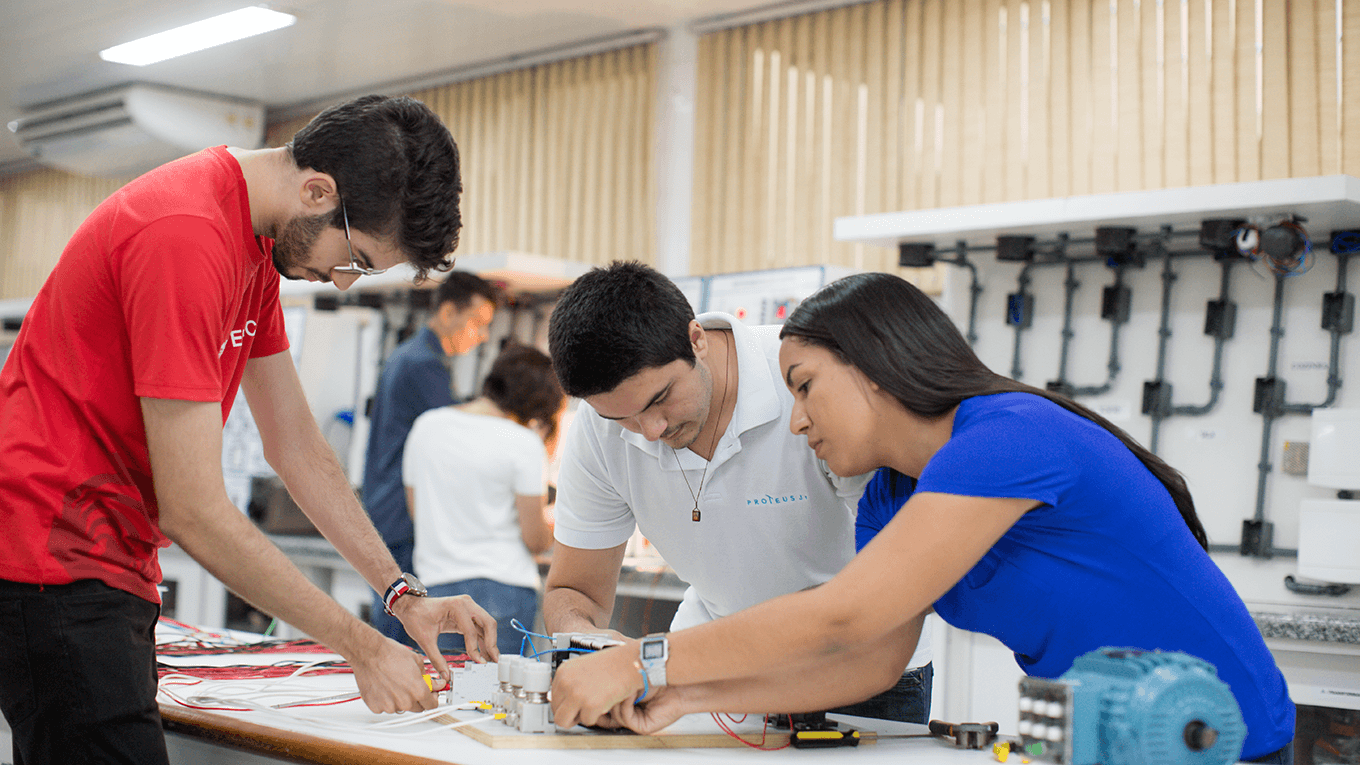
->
xmin=1142 ymin=380 xmax=1172 ymax=417
xmin=996 ymin=235 xmax=1036 ymax=262
xmin=1205 ymin=300 xmax=1237 ymax=339
xmin=1101 ymin=284 xmax=1132 ymax=324
xmin=899 ymin=242 xmax=937 ymax=268
xmin=1322 ymin=292 xmax=1355 ymax=333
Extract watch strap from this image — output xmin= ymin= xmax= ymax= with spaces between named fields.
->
xmin=383 ymin=576 xmax=414 ymax=616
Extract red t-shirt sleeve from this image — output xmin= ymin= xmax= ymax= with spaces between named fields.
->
xmin=250 ymin=267 xmax=290 ymax=360
xmin=119 ymin=215 xmax=239 ymax=402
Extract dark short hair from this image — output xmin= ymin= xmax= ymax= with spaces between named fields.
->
xmin=436 ymin=271 xmax=500 ymax=311
xmin=547 ymin=261 xmax=696 ymax=398
xmin=780 ymin=271 xmax=1208 ymax=551
xmin=482 ymin=344 xmax=565 ymax=444
xmin=289 ymin=95 xmax=462 ymax=281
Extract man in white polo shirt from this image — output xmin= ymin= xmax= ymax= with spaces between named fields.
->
xmin=543 ymin=261 xmax=932 ymax=722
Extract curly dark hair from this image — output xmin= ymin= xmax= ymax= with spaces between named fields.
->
xmin=289 ymin=95 xmax=462 ymax=281
xmin=547 ymin=261 xmax=696 ymax=398
xmin=482 ymin=344 xmax=565 ymax=444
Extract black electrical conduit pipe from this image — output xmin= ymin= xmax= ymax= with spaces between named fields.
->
xmin=1146 ymin=248 xmax=1237 ymax=454
xmin=935 ymin=240 xmax=983 ymax=347
xmin=1214 ymin=251 xmax=1354 ymax=559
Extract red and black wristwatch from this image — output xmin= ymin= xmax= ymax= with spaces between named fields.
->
xmin=382 ymin=573 xmax=428 ymax=616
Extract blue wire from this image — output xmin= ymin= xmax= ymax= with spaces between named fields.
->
xmin=510 ymin=618 xmax=555 ymax=658
xmin=636 ymin=667 xmax=649 ymax=705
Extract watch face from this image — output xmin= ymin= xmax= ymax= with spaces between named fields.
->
xmin=642 ymin=641 xmax=665 ymax=660
xmin=402 ymin=573 xmax=428 ymax=596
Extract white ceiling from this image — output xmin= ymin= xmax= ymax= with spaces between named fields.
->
xmin=0 ymin=0 xmax=783 ymax=173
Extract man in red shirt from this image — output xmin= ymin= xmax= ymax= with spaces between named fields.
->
xmin=0 ymin=94 xmax=497 ymax=765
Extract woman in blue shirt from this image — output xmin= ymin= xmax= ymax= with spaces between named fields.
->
xmin=551 ymin=272 xmax=1294 ymax=764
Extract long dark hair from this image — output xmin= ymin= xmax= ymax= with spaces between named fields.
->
xmin=780 ymin=272 xmax=1208 ymax=550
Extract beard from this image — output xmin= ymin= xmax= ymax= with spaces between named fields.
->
xmin=271 ymin=212 xmax=332 ymax=280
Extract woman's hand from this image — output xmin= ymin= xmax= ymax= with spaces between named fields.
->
xmin=550 ymin=642 xmax=645 ymax=728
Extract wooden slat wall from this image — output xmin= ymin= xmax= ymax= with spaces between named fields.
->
xmin=267 ymin=44 xmax=658 ymax=268
xmin=0 ymin=171 xmax=130 ymax=299
xmin=690 ymin=0 xmax=1356 ymax=279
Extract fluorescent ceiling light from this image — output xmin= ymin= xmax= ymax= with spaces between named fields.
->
xmin=100 ymin=6 xmax=297 ymax=67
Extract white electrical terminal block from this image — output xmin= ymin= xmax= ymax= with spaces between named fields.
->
xmin=493 ymin=658 xmax=514 ymax=713
xmin=518 ymin=661 xmax=554 ymax=734
xmin=507 ymin=656 xmax=527 ymax=724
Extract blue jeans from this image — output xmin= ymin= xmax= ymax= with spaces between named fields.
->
xmin=369 ymin=540 xmax=417 ymax=648
xmin=1248 ymin=742 xmax=1295 ymax=765
xmin=0 ymin=579 xmax=169 ymax=765
xmin=426 ymin=578 xmax=538 ymax=657
xmin=829 ymin=662 xmax=933 ymax=724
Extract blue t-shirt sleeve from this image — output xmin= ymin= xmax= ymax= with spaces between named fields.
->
xmin=855 ymin=468 xmax=917 ymax=551
xmin=917 ymin=406 xmax=1076 ymax=506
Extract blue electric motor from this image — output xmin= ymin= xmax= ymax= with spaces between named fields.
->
xmin=1017 ymin=647 xmax=1247 ymax=765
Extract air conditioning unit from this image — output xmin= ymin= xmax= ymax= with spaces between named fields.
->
xmin=6 ymin=84 xmax=264 ymax=178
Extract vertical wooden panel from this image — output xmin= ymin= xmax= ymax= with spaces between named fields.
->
xmin=919 ymin=0 xmax=943 ymax=208
xmin=1186 ymin=0 xmax=1213 ymax=185
xmin=902 ymin=0 xmax=925 ymax=209
xmin=1287 ymin=0 xmax=1321 ymax=178
xmin=723 ymin=29 xmax=747 ymax=273
xmin=1050 ymin=0 xmax=1072 ymax=197
xmin=1235 ymin=0 xmax=1260 ymax=181
xmin=880 ymin=0 xmax=905 ymax=212
xmin=959 ymin=0 xmax=986 ymax=203
xmin=1141 ymin=0 xmax=1164 ymax=190
xmin=1003 ymin=0 xmax=1024 ymax=200
xmin=1115 ymin=0 xmax=1143 ymax=191
xmin=1027 ymin=0 xmax=1053 ymax=199
xmin=1090 ymin=0 xmax=1117 ymax=192
xmin=829 ymin=5 xmax=856 ymax=265
xmin=1345 ymin=0 xmax=1360 ymax=175
xmin=692 ymin=33 xmax=718 ymax=270
xmin=1164 ymin=0 xmax=1189 ymax=188
xmin=1259 ymin=0 xmax=1291 ymax=179
xmin=1316 ymin=0 xmax=1340 ymax=174
xmin=862 ymin=4 xmax=887 ymax=218
xmin=1210 ymin=0 xmax=1236 ymax=181
xmin=1070 ymin=0 xmax=1095 ymax=195
xmin=983 ymin=0 xmax=1007 ymax=201
xmin=775 ymin=15 xmax=797 ymax=266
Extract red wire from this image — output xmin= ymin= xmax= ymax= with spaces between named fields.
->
xmin=710 ymin=713 xmax=791 ymax=750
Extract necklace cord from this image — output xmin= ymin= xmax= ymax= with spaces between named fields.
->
xmin=674 ymin=331 xmax=734 ymax=521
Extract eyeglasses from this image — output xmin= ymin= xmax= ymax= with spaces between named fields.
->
xmin=331 ymin=196 xmax=387 ymax=277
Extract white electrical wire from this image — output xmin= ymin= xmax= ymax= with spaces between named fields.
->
xmin=158 ymin=661 xmax=501 ymax=737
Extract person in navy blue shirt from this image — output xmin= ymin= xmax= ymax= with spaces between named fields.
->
xmin=363 ymin=271 xmax=498 ymax=644
xmin=551 ymin=272 xmax=1295 ymax=765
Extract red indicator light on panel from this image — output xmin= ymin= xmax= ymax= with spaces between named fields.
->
xmin=735 ymin=307 xmax=748 ymax=320
xmin=775 ymin=304 xmax=788 ymax=319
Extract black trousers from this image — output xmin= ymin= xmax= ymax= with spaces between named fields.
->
xmin=0 ymin=578 xmax=169 ymax=765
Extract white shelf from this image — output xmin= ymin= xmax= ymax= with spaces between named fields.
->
xmin=835 ymin=175 xmax=1360 ymax=249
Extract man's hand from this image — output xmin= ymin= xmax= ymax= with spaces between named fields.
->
xmin=609 ymin=686 xmax=688 ymax=734
xmin=392 ymin=594 xmax=499 ymax=684
xmin=550 ymin=642 xmax=645 ymax=729
xmin=347 ymin=632 xmax=442 ymax=713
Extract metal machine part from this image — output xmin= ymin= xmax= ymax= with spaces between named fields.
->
xmin=518 ymin=661 xmax=554 ymax=733
xmin=1017 ymin=648 xmax=1247 ymax=765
